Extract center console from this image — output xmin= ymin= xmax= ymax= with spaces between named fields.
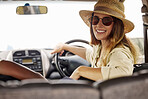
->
xmin=13 ymin=50 xmax=43 ymax=74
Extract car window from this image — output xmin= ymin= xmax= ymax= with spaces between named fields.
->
xmin=0 ymin=0 xmax=143 ymax=51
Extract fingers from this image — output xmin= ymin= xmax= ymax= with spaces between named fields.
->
xmin=50 ymin=48 xmax=60 ymax=54
xmin=50 ymin=43 xmax=64 ymax=54
xmin=50 ymin=47 xmax=59 ymax=54
xmin=59 ymin=50 xmax=64 ymax=56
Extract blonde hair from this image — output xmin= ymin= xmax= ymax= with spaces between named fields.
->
xmin=90 ymin=15 xmax=139 ymax=66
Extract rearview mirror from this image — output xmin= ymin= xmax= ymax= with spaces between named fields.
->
xmin=16 ymin=5 xmax=47 ymax=15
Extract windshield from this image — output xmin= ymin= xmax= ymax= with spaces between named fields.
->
xmin=0 ymin=1 xmax=143 ymax=51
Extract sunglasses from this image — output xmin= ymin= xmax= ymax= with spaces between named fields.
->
xmin=89 ymin=16 xmax=113 ymax=26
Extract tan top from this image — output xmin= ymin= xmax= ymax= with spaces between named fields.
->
xmin=86 ymin=45 xmax=134 ymax=80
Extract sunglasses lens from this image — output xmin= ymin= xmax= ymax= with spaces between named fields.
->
xmin=102 ymin=17 xmax=113 ymax=26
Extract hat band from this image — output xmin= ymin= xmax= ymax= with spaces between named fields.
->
xmin=94 ymin=6 xmax=124 ymax=18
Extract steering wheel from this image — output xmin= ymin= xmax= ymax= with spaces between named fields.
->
xmin=54 ymin=39 xmax=91 ymax=77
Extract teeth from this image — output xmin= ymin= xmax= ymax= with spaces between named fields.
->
xmin=96 ymin=30 xmax=105 ymax=33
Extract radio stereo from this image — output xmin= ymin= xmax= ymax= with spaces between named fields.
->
xmin=13 ymin=50 xmax=43 ymax=73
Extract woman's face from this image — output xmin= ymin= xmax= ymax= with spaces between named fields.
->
xmin=92 ymin=13 xmax=114 ymax=41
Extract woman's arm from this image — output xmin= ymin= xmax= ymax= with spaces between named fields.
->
xmin=0 ymin=60 xmax=45 ymax=80
xmin=51 ymin=43 xmax=87 ymax=60
xmin=70 ymin=66 xmax=103 ymax=81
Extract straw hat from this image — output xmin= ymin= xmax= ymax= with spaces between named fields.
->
xmin=79 ymin=0 xmax=134 ymax=33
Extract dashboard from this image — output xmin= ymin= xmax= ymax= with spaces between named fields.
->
xmin=6 ymin=49 xmax=50 ymax=77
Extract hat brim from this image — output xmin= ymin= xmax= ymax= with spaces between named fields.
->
xmin=79 ymin=10 xmax=134 ymax=33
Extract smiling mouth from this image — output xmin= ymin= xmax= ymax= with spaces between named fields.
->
xmin=96 ymin=30 xmax=106 ymax=34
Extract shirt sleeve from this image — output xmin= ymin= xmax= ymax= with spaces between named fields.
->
xmin=101 ymin=48 xmax=134 ymax=80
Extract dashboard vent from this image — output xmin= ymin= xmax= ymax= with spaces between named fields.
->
xmin=28 ymin=50 xmax=40 ymax=56
xmin=13 ymin=51 xmax=25 ymax=57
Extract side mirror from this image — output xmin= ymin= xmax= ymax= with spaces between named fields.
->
xmin=16 ymin=4 xmax=47 ymax=15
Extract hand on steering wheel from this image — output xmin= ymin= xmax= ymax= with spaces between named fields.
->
xmin=51 ymin=43 xmax=65 ymax=55
xmin=52 ymin=39 xmax=91 ymax=78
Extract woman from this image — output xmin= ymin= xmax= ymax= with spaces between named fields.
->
xmin=51 ymin=0 xmax=140 ymax=81
xmin=0 ymin=0 xmax=139 ymax=81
